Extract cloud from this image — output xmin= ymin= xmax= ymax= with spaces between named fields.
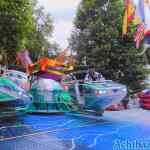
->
xmin=38 ymin=0 xmax=81 ymax=12
xmin=50 ymin=21 xmax=74 ymax=49
xmin=38 ymin=0 xmax=81 ymax=48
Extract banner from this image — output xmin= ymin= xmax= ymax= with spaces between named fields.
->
xmin=123 ymin=0 xmax=150 ymax=48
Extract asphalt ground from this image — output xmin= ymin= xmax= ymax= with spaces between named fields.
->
xmin=0 ymin=108 xmax=150 ymax=150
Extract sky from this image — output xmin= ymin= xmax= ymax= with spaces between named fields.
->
xmin=38 ymin=0 xmax=81 ymax=49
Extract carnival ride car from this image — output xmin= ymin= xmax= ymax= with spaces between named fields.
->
xmin=27 ymin=78 xmax=77 ymax=114
xmin=0 ymin=77 xmax=30 ymax=118
xmin=137 ymin=65 xmax=150 ymax=109
xmin=138 ymin=89 xmax=150 ymax=110
xmin=3 ymin=70 xmax=29 ymax=90
xmin=16 ymin=49 xmax=127 ymax=116
xmin=106 ymin=103 xmax=125 ymax=111
xmin=27 ymin=69 xmax=127 ymax=116
xmin=64 ymin=72 xmax=127 ymax=115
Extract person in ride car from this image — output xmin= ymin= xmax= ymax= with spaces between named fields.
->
xmin=84 ymin=65 xmax=105 ymax=82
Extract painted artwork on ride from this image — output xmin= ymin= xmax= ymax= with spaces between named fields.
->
xmin=0 ymin=77 xmax=30 ymax=117
xmin=3 ymin=70 xmax=30 ymax=90
xmin=67 ymin=80 xmax=127 ymax=116
xmin=27 ymin=78 xmax=75 ymax=114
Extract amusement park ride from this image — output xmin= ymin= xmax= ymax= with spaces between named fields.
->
xmin=0 ymin=76 xmax=29 ymax=118
xmin=0 ymin=49 xmax=127 ymax=118
xmin=1 ymin=0 xmax=150 ymax=117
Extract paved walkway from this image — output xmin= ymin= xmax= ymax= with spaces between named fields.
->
xmin=0 ymin=109 xmax=150 ymax=150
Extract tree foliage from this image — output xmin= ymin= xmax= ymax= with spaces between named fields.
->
xmin=26 ymin=0 xmax=60 ymax=62
xmin=69 ymin=0 xmax=147 ymax=91
xmin=25 ymin=1 xmax=50 ymax=61
xmin=0 ymin=0 xmax=60 ymax=63
xmin=0 ymin=0 xmax=34 ymax=62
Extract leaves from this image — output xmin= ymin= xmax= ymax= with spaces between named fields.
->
xmin=0 ymin=0 xmax=34 ymax=62
xmin=69 ymin=0 xmax=147 ymax=91
xmin=0 ymin=0 xmax=58 ymax=63
xmin=26 ymin=1 xmax=56 ymax=62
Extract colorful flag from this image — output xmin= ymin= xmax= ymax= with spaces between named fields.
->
xmin=134 ymin=23 xmax=145 ymax=48
xmin=17 ymin=50 xmax=33 ymax=68
xmin=123 ymin=0 xmax=150 ymax=48
xmin=134 ymin=0 xmax=145 ymax=24
xmin=144 ymin=0 xmax=150 ymax=37
xmin=122 ymin=0 xmax=135 ymax=35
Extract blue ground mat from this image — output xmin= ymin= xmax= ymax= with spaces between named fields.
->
xmin=0 ymin=110 xmax=150 ymax=150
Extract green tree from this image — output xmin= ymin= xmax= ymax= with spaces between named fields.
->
xmin=26 ymin=0 xmax=60 ymax=62
xmin=69 ymin=0 xmax=147 ymax=91
xmin=0 ymin=0 xmax=34 ymax=63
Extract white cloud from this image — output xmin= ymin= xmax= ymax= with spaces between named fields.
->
xmin=38 ymin=0 xmax=81 ymax=49
xmin=50 ymin=21 xmax=74 ymax=49
xmin=38 ymin=0 xmax=81 ymax=13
